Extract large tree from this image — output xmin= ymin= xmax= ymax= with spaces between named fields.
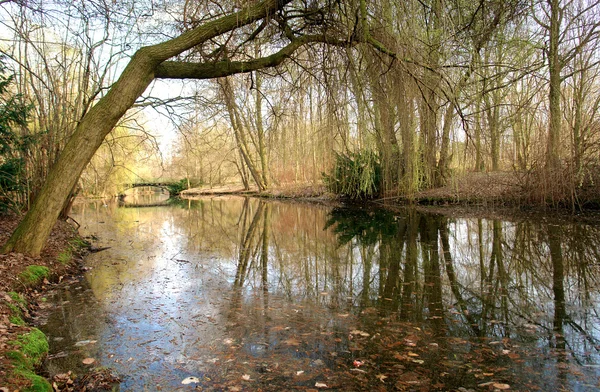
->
xmin=1 ymin=0 xmax=357 ymax=256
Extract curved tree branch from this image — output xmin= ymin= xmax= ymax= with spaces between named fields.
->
xmin=154 ymin=34 xmax=353 ymax=80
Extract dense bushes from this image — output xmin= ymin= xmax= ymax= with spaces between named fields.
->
xmin=0 ymin=59 xmax=32 ymax=212
xmin=323 ymin=151 xmax=381 ymax=200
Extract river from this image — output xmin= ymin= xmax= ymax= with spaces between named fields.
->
xmin=38 ymin=195 xmax=600 ymax=391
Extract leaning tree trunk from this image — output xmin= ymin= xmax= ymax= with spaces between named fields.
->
xmin=2 ymin=0 xmax=289 ymax=256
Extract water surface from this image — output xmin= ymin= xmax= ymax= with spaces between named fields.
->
xmin=40 ymin=196 xmax=600 ymax=391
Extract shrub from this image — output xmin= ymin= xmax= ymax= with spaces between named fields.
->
xmin=323 ymin=151 xmax=381 ymax=200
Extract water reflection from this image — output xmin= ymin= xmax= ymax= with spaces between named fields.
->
xmin=40 ymin=198 xmax=600 ymax=391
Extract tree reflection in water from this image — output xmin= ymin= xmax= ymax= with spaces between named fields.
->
xmin=45 ymin=198 xmax=600 ymax=390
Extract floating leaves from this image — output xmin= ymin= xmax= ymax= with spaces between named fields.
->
xmin=283 ymin=337 xmax=301 ymax=346
xmin=181 ymin=376 xmax=200 ymax=385
xmin=479 ymin=381 xmax=511 ymax=389
xmin=349 ymin=330 xmax=370 ymax=338
xmin=74 ymin=339 xmax=97 ymax=347
xmin=82 ymin=357 xmax=95 ymax=365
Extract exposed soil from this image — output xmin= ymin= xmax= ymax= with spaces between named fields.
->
xmin=0 ymin=215 xmax=83 ymax=390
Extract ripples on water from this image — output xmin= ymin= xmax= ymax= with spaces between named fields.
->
xmin=39 ymin=195 xmax=600 ymax=391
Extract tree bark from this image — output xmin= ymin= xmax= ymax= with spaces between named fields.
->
xmin=546 ymin=0 xmax=562 ymax=169
xmin=2 ymin=0 xmax=290 ymax=256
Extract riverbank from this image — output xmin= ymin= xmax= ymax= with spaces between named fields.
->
xmin=220 ymin=171 xmax=600 ymax=212
xmin=182 ymin=174 xmax=517 ymax=205
xmin=0 ymin=216 xmax=84 ymax=391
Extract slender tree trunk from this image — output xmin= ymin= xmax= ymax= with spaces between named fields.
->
xmin=546 ymin=0 xmax=562 ymax=169
xmin=220 ymin=77 xmax=265 ymax=191
xmin=255 ymin=71 xmax=269 ymax=189
xmin=437 ymin=103 xmax=455 ymax=186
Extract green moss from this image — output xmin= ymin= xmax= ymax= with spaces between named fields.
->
xmin=14 ymin=368 xmax=52 ymax=392
xmin=9 ymin=314 xmax=25 ymax=325
xmin=6 ymin=301 xmax=25 ymax=325
xmin=56 ymin=249 xmax=72 ymax=264
xmin=7 ymin=302 xmax=21 ymax=315
xmin=19 ymin=265 xmax=49 ymax=285
xmin=12 ymin=328 xmax=49 ymax=365
xmin=69 ymin=236 xmax=89 ymax=249
xmin=8 ymin=291 xmax=27 ymax=306
xmin=9 ymin=329 xmax=51 ymax=391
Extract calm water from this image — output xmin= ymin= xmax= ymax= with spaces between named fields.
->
xmin=39 ymin=196 xmax=600 ymax=391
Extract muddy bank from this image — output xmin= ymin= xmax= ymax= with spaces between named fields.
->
xmin=0 ymin=215 xmax=87 ymax=390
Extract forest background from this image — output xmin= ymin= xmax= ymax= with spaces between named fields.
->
xmin=0 ymin=0 xmax=599 ymax=214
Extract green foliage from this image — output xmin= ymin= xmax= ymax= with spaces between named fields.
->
xmin=166 ymin=178 xmax=191 ymax=196
xmin=18 ymin=265 xmax=49 ymax=285
xmin=324 ymin=207 xmax=399 ymax=245
xmin=0 ymin=57 xmax=32 ymax=211
xmin=323 ymin=151 xmax=381 ymax=200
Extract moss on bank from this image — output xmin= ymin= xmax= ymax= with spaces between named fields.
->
xmin=0 ymin=216 xmax=89 ymax=390
xmin=8 ymin=328 xmax=52 ymax=392
xmin=18 ymin=265 xmax=50 ymax=286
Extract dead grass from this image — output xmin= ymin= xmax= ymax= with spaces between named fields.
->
xmin=400 ymin=172 xmax=521 ymax=205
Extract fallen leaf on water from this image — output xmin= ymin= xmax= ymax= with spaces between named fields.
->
xmin=315 ymin=382 xmax=328 ymax=388
xmin=82 ymin=358 xmax=95 ymax=365
xmin=283 ymin=337 xmax=301 ymax=346
xmin=181 ymin=377 xmax=200 ymax=384
xmin=349 ymin=330 xmax=370 ymax=337
xmin=493 ymin=383 xmax=510 ymax=390
xmin=74 ymin=340 xmax=97 ymax=347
